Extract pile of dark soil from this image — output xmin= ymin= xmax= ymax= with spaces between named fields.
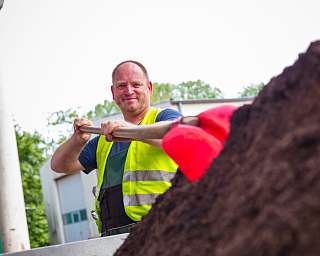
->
xmin=116 ymin=41 xmax=320 ymax=256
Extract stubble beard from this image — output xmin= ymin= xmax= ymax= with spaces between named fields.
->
xmin=123 ymin=101 xmax=150 ymax=118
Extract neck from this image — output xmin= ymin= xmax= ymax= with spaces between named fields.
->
xmin=124 ymin=107 xmax=150 ymax=124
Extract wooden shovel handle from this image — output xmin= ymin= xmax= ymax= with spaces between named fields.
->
xmin=79 ymin=116 xmax=199 ymax=140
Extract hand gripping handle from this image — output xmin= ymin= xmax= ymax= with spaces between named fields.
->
xmin=79 ymin=116 xmax=199 ymax=140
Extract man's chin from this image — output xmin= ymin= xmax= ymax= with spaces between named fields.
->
xmin=123 ymin=105 xmax=138 ymax=113
xmin=121 ymin=103 xmax=148 ymax=115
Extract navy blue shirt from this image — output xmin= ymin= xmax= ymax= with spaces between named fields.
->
xmin=79 ymin=108 xmax=181 ymax=188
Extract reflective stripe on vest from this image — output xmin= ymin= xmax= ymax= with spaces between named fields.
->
xmin=123 ymin=170 xmax=176 ymax=182
xmin=95 ymin=107 xmax=178 ymax=231
xmin=123 ymin=193 xmax=161 ymax=206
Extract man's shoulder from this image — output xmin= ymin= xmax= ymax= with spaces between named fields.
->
xmin=156 ymin=108 xmax=182 ymax=122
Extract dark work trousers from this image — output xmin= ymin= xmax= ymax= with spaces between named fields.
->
xmin=99 ymin=184 xmax=136 ymax=237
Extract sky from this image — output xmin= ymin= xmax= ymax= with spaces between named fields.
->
xmin=0 ymin=0 xmax=319 ymax=133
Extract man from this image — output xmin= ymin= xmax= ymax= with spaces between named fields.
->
xmin=51 ymin=60 xmax=181 ymax=236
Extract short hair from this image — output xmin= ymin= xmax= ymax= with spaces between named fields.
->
xmin=112 ymin=60 xmax=150 ymax=84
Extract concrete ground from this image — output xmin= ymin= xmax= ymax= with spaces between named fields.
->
xmin=3 ymin=233 xmax=128 ymax=256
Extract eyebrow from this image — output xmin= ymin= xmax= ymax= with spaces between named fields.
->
xmin=115 ymin=80 xmax=127 ymax=85
xmin=115 ymin=80 xmax=144 ymax=85
xmin=131 ymin=80 xmax=143 ymax=84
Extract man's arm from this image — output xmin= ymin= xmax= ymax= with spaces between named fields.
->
xmin=141 ymin=108 xmax=182 ymax=147
xmin=141 ymin=138 xmax=162 ymax=148
xmin=51 ymin=118 xmax=92 ymax=173
xmin=101 ymin=109 xmax=182 ymax=148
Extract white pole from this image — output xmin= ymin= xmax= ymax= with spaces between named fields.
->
xmin=0 ymin=83 xmax=30 ymax=253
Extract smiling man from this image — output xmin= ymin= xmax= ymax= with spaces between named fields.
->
xmin=111 ymin=61 xmax=152 ymax=121
xmin=51 ymin=60 xmax=181 ymax=236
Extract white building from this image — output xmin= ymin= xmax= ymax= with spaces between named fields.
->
xmin=40 ymin=98 xmax=252 ymax=245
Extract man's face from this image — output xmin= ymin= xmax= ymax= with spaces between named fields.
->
xmin=111 ymin=62 xmax=152 ymax=116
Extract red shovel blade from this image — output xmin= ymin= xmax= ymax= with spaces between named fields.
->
xmin=162 ymin=105 xmax=237 ymax=182
xmin=198 ymin=105 xmax=237 ymax=142
xmin=162 ymin=124 xmax=222 ymax=182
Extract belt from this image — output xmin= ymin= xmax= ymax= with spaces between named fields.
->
xmin=102 ymin=223 xmax=136 ymax=237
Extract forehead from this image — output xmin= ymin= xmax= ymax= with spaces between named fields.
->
xmin=113 ymin=63 xmax=147 ymax=82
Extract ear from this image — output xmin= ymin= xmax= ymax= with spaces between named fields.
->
xmin=148 ymin=81 xmax=153 ymax=95
xmin=111 ymin=85 xmax=115 ymax=100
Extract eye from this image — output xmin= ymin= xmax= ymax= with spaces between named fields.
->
xmin=116 ymin=83 xmax=127 ymax=89
xmin=132 ymin=82 xmax=143 ymax=88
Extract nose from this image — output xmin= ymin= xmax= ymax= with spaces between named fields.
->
xmin=125 ymin=84 xmax=134 ymax=94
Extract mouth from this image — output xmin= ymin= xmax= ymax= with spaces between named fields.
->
xmin=122 ymin=98 xmax=137 ymax=104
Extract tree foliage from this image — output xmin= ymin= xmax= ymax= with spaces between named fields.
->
xmin=45 ymin=108 xmax=80 ymax=153
xmin=172 ymin=80 xmax=222 ymax=100
xmin=15 ymin=126 xmax=49 ymax=248
xmin=151 ymin=82 xmax=175 ymax=104
xmin=47 ymin=109 xmax=78 ymax=126
xmin=239 ymin=83 xmax=265 ymax=98
xmin=151 ymin=80 xmax=222 ymax=103
xmin=86 ymin=100 xmax=119 ymax=119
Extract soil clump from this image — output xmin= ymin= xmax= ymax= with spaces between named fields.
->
xmin=115 ymin=41 xmax=320 ymax=256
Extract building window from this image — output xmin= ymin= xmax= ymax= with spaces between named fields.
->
xmin=63 ymin=213 xmax=73 ymax=225
xmin=73 ymin=213 xmax=79 ymax=223
xmin=80 ymin=209 xmax=88 ymax=221
xmin=66 ymin=213 xmax=73 ymax=224
xmin=62 ymin=209 xmax=88 ymax=225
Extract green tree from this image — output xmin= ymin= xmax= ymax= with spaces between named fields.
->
xmin=15 ymin=126 xmax=49 ymax=248
xmin=172 ymin=80 xmax=223 ymax=100
xmin=46 ymin=108 xmax=80 ymax=153
xmin=239 ymin=83 xmax=265 ymax=98
xmin=86 ymin=100 xmax=119 ymax=119
xmin=151 ymin=80 xmax=223 ymax=103
xmin=47 ymin=108 xmax=78 ymax=126
xmin=151 ymin=82 xmax=175 ymax=104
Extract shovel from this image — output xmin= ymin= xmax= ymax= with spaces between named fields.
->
xmin=79 ymin=116 xmax=199 ymax=140
xmin=79 ymin=105 xmax=236 ymax=141
xmin=80 ymin=105 xmax=237 ymax=182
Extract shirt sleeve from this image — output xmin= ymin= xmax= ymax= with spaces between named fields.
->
xmin=79 ymin=136 xmax=99 ymax=174
xmin=155 ymin=108 xmax=182 ymax=122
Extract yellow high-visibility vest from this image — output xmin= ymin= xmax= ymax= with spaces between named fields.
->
xmin=95 ymin=107 xmax=178 ymax=232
